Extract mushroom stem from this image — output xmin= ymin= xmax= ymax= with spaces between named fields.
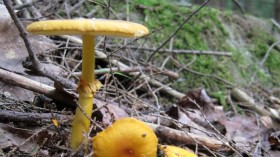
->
xmin=81 ymin=35 xmax=96 ymax=82
xmin=70 ymin=35 xmax=96 ymax=149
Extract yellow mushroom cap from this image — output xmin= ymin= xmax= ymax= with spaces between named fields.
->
xmin=27 ymin=19 xmax=149 ymax=37
xmin=92 ymin=117 xmax=158 ymax=157
xmin=160 ymin=145 xmax=198 ymax=157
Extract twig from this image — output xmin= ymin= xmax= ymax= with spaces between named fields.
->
xmin=260 ymin=40 xmax=280 ymax=66
xmin=146 ymin=0 xmax=210 ymax=62
xmin=0 ymin=68 xmax=76 ymax=106
xmin=249 ymin=40 xmax=280 ymax=86
xmin=107 ymin=45 xmax=232 ymax=56
xmin=67 ymin=67 xmax=179 ymax=79
xmin=3 ymin=0 xmax=76 ymax=89
xmin=0 ymin=110 xmax=71 ymax=125
xmin=151 ymin=114 xmax=220 ymax=156
xmin=147 ymin=123 xmax=226 ymax=150
xmin=231 ymin=88 xmax=280 ymax=121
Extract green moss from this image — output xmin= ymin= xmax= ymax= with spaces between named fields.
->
xmin=210 ymin=91 xmax=228 ymax=110
xmin=130 ymin=2 xmax=235 ymax=91
xmin=249 ymin=28 xmax=276 ymax=58
xmin=266 ymin=50 xmax=280 ymax=85
xmin=128 ymin=1 xmax=280 ymax=92
xmin=133 ymin=0 xmax=167 ymax=6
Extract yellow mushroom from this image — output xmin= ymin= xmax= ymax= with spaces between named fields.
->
xmin=160 ymin=145 xmax=198 ymax=157
xmin=92 ymin=117 xmax=158 ymax=157
xmin=27 ymin=19 xmax=149 ymax=149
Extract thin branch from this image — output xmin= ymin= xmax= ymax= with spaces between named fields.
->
xmin=107 ymin=45 xmax=232 ymax=56
xmin=260 ymin=40 xmax=280 ymax=66
xmin=249 ymin=40 xmax=280 ymax=85
xmin=231 ymin=88 xmax=280 ymax=121
xmin=67 ymin=67 xmax=179 ymax=79
xmin=147 ymin=123 xmax=226 ymax=150
xmin=0 ymin=110 xmax=71 ymax=125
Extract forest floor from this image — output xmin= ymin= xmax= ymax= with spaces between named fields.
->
xmin=0 ymin=0 xmax=280 ymax=157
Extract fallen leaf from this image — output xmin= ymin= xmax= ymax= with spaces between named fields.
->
xmin=94 ymin=98 xmax=128 ymax=125
xmin=176 ymin=89 xmax=226 ymax=132
xmin=0 ymin=123 xmax=64 ymax=155
xmin=178 ymin=88 xmax=212 ymax=110
xmin=219 ymin=115 xmax=268 ymax=151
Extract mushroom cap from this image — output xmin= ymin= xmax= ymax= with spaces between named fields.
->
xmin=160 ymin=145 xmax=198 ymax=157
xmin=27 ymin=19 xmax=149 ymax=37
xmin=92 ymin=117 xmax=158 ymax=157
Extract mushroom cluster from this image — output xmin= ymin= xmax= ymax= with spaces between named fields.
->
xmin=27 ymin=19 xmax=149 ymax=149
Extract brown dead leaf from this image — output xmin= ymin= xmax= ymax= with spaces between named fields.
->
xmin=178 ymin=88 xmax=212 ymax=110
xmin=0 ymin=123 xmax=64 ymax=155
xmin=177 ymin=88 xmax=226 ymax=131
xmin=166 ymin=105 xmax=222 ymax=136
xmin=0 ymin=123 xmax=39 ymax=152
xmin=219 ymin=115 xmax=268 ymax=151
xmin=94 ymin=99 xmax=128 ymax=125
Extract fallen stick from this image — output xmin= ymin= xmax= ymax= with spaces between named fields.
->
xmin=69 ymin=67 xmax=179 ymax=79
xmin=0 ymin=110 xmax=71 ymax=125
xmin=147 ymin=123 xmax=227 ymax=151
xmin=0 ymin=68 xmax=76 ymax=106
xmin=231 ymin=88 xmax=280 ymax=120
xmin=60 ymin=35 xmax=185 ymax=99
xmin=107 ymin=45 xmax=232 ymax=56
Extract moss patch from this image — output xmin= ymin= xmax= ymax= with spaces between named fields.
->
xmin=131 ymin=1 xmax=280 ymax=93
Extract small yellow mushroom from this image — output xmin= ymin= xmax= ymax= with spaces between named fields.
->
xmin=92 ymin=117 xmax=158 ymax=157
